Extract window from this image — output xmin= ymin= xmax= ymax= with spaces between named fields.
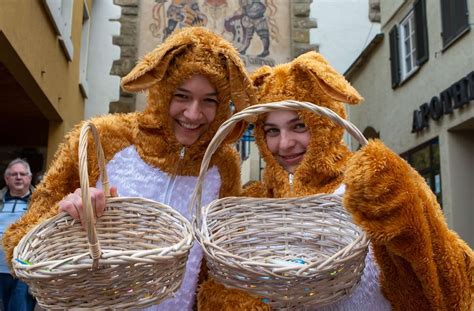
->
xmin=43 ymin=0 xmax=74 ymax=61
xmin=79 ymin=0 xmax=91 ymax=98
xmin=237 ymin=124 xmax=255 ymax=161
xmin=402 ymin=138 xmax=442 ymax=206
xmin=400 ymin=11 xmax=417 ymax=78
xmin=440 ymin=0 xmax=470 ymax=49
xmin=389 ymin=0 xmax=429 ymax=88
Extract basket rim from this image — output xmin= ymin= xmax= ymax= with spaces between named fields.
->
xmin=193 ymin=193 xmax=370 ymax=276
xmin=13 ymin=196 xmax=194 ymax=273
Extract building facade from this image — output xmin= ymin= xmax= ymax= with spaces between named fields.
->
xmin=0 ymin=0 xmax=94 ymax=182
xmin=346 ymin=0 xmax=473 ymax=247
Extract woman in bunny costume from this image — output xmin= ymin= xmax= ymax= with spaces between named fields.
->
xmin=198 ymin=52 xmax=473 ymax=311
xmin=3 ymin=26 xmax=255 ymax=310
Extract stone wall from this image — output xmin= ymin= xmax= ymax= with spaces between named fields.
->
xmin=291 ymin=0 xmax=318 ymax=58
xmin=109 ymin=0 xmax=139 ymax=113
xmin=368 ymin=0 xmax=381 ymax=23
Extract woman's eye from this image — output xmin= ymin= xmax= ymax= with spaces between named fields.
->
xmin=174 ymin=93 xmax=188 ymax=100
xmin=293 ymin=123 xmax=307 ymax=132
xmin=264 ymin=128 xmax=280 ymax=137
xmin=204 ymin=98 xmax=218 ymax=105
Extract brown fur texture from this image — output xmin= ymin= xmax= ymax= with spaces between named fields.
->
xmin=198 ymin=279 xmax=270 ymax=311
xmin=344 ymin=140 xmax=473 ymax=310
xmin=198 ymin=51 xmax=473 ymax=310
xmin=3 ymin=27 xmax=254 ymax=280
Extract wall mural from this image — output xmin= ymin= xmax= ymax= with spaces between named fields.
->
xmin=148 ymin=0 xmax=284 ymax=69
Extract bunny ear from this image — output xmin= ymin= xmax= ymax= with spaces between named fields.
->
xmin=222 ymin=53 xmax=256 ymax=143
xmin=293 ymin=51 xmax=363 ymax=105
xmin=225 ymin=53 xmax=256 ymax=113
xmin=121 ymin=44 xmax=189 ymax=92
xmin=251 ymin=65 xmax=272 ymax=88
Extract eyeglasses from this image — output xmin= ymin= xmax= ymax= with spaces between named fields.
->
xmin=6 ymin=172 xmax=30 ymax=177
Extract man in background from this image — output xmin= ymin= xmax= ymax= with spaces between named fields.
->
xmin=0 ymin=159 xmax=35 ymax=311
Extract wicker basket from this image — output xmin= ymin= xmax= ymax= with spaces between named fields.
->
xmin=191 ymin=100 xmax=370 ymax=309
xmin=13 ymin=122 xmax=194 ymax=310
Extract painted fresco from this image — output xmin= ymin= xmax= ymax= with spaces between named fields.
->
xmin=144 ymin=0 xmax=291 ymax=70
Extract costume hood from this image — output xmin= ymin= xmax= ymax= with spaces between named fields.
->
xmin=121 ymin=27 xmax=254 ymax=175
xmin=250 ymin=51 xmax=363 ymax=197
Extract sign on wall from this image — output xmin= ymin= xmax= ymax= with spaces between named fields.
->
xmin=139 ymin=0 xmax=291 ymax=71
xmin=412 ymin=71 xmax=474 ymax=133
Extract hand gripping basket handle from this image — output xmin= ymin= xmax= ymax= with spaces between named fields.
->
xmin=78 ymin=122 xmax=111 ymax=269
xmin=190 ymin=100 xmax=368 ymax=225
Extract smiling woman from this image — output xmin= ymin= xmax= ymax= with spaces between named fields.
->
xmin=170 ymin=74 xmax=219 ymax=146
xmin=263 ymin=110 xmax=310 ymax=174
xmin=2 ymin=27 xmax=255 ymax=310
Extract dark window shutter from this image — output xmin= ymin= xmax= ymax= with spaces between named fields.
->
xmin=414 ymin=0 xmax=429 ymax=66
xmin=440 ymin=0 xmax=452 ymax=45
xmin=440 ymin=0 xmax=469 ymax=47
xmin=389 ymin=26 xmax=400 ymax=88
xmin=453 ymin=0 xmax=469 ymax=37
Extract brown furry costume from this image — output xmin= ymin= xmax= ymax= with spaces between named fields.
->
xmin=2 ymin=27 xmax=255 ymax=309
xmin=198 ymin=52 xmax=473 ymax=310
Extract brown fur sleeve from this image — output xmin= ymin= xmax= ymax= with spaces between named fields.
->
xmin=343 ymin=139 xmax=473 ymax=311
xmin=2 ymin=114 xmax=135 ymax=273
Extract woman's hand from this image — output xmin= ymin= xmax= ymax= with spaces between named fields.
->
xmin=59 ymin=187 xmax=118 ymax=224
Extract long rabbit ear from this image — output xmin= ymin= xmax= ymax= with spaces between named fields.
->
xmin=225 ymin=53 xmax=256 ymax=113
xmin=121 ymin=44 xmax=189 ymax=92
xmin=293 ymin=51 xmax=363 ymax=104
xmin=222 ymin=53 xmax=256 ymax=143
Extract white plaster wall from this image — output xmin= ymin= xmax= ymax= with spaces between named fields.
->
xmin=309 ymin=0 xmax=380 ymax=73
xmin=443 ymin=130 xmax=474 ymax=246
xmin=241 ymin=141 xmax=263 ymax=184
xmin=380 ymin=0 xmax=404 ymax=27
xmin=84 ymin=0 xmax=121 ymax=119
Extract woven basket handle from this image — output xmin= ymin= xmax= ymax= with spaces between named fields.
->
xmin=78 ymin=122 xmax=111 ymax=269
xmin=190 ymin=100 xmax=368 ymax=225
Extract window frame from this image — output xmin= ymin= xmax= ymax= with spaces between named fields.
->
xmin=79 ymin=0 xmax=91 ymax=98
xmin=440 ymin=0 xmax=470 ymax=50
xmin=399 ymin=10 xmax=418 ymax=81
xmin=389 ymin=0 xmax=429 ymax=88
xmin=43 ymin=0 xmax=74 ymax=61
xmin=401 ymin=137 xmax=442 ymax=206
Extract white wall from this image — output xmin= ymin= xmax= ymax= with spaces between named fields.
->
xmin=310 ymin=0 xmax=380 ymax=73
xmin=84 ymin=0 xmax=121 ymax=119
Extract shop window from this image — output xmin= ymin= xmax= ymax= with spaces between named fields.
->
xmin=402 ymin=137 xmax=442 ymax=206
xmin=43 ymin=0 xmax=74 ymax=61
xmin=389 ymin=0 xmax=429 ymax=88
xmin=440 ymin=0 xmax=470 ymax=49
